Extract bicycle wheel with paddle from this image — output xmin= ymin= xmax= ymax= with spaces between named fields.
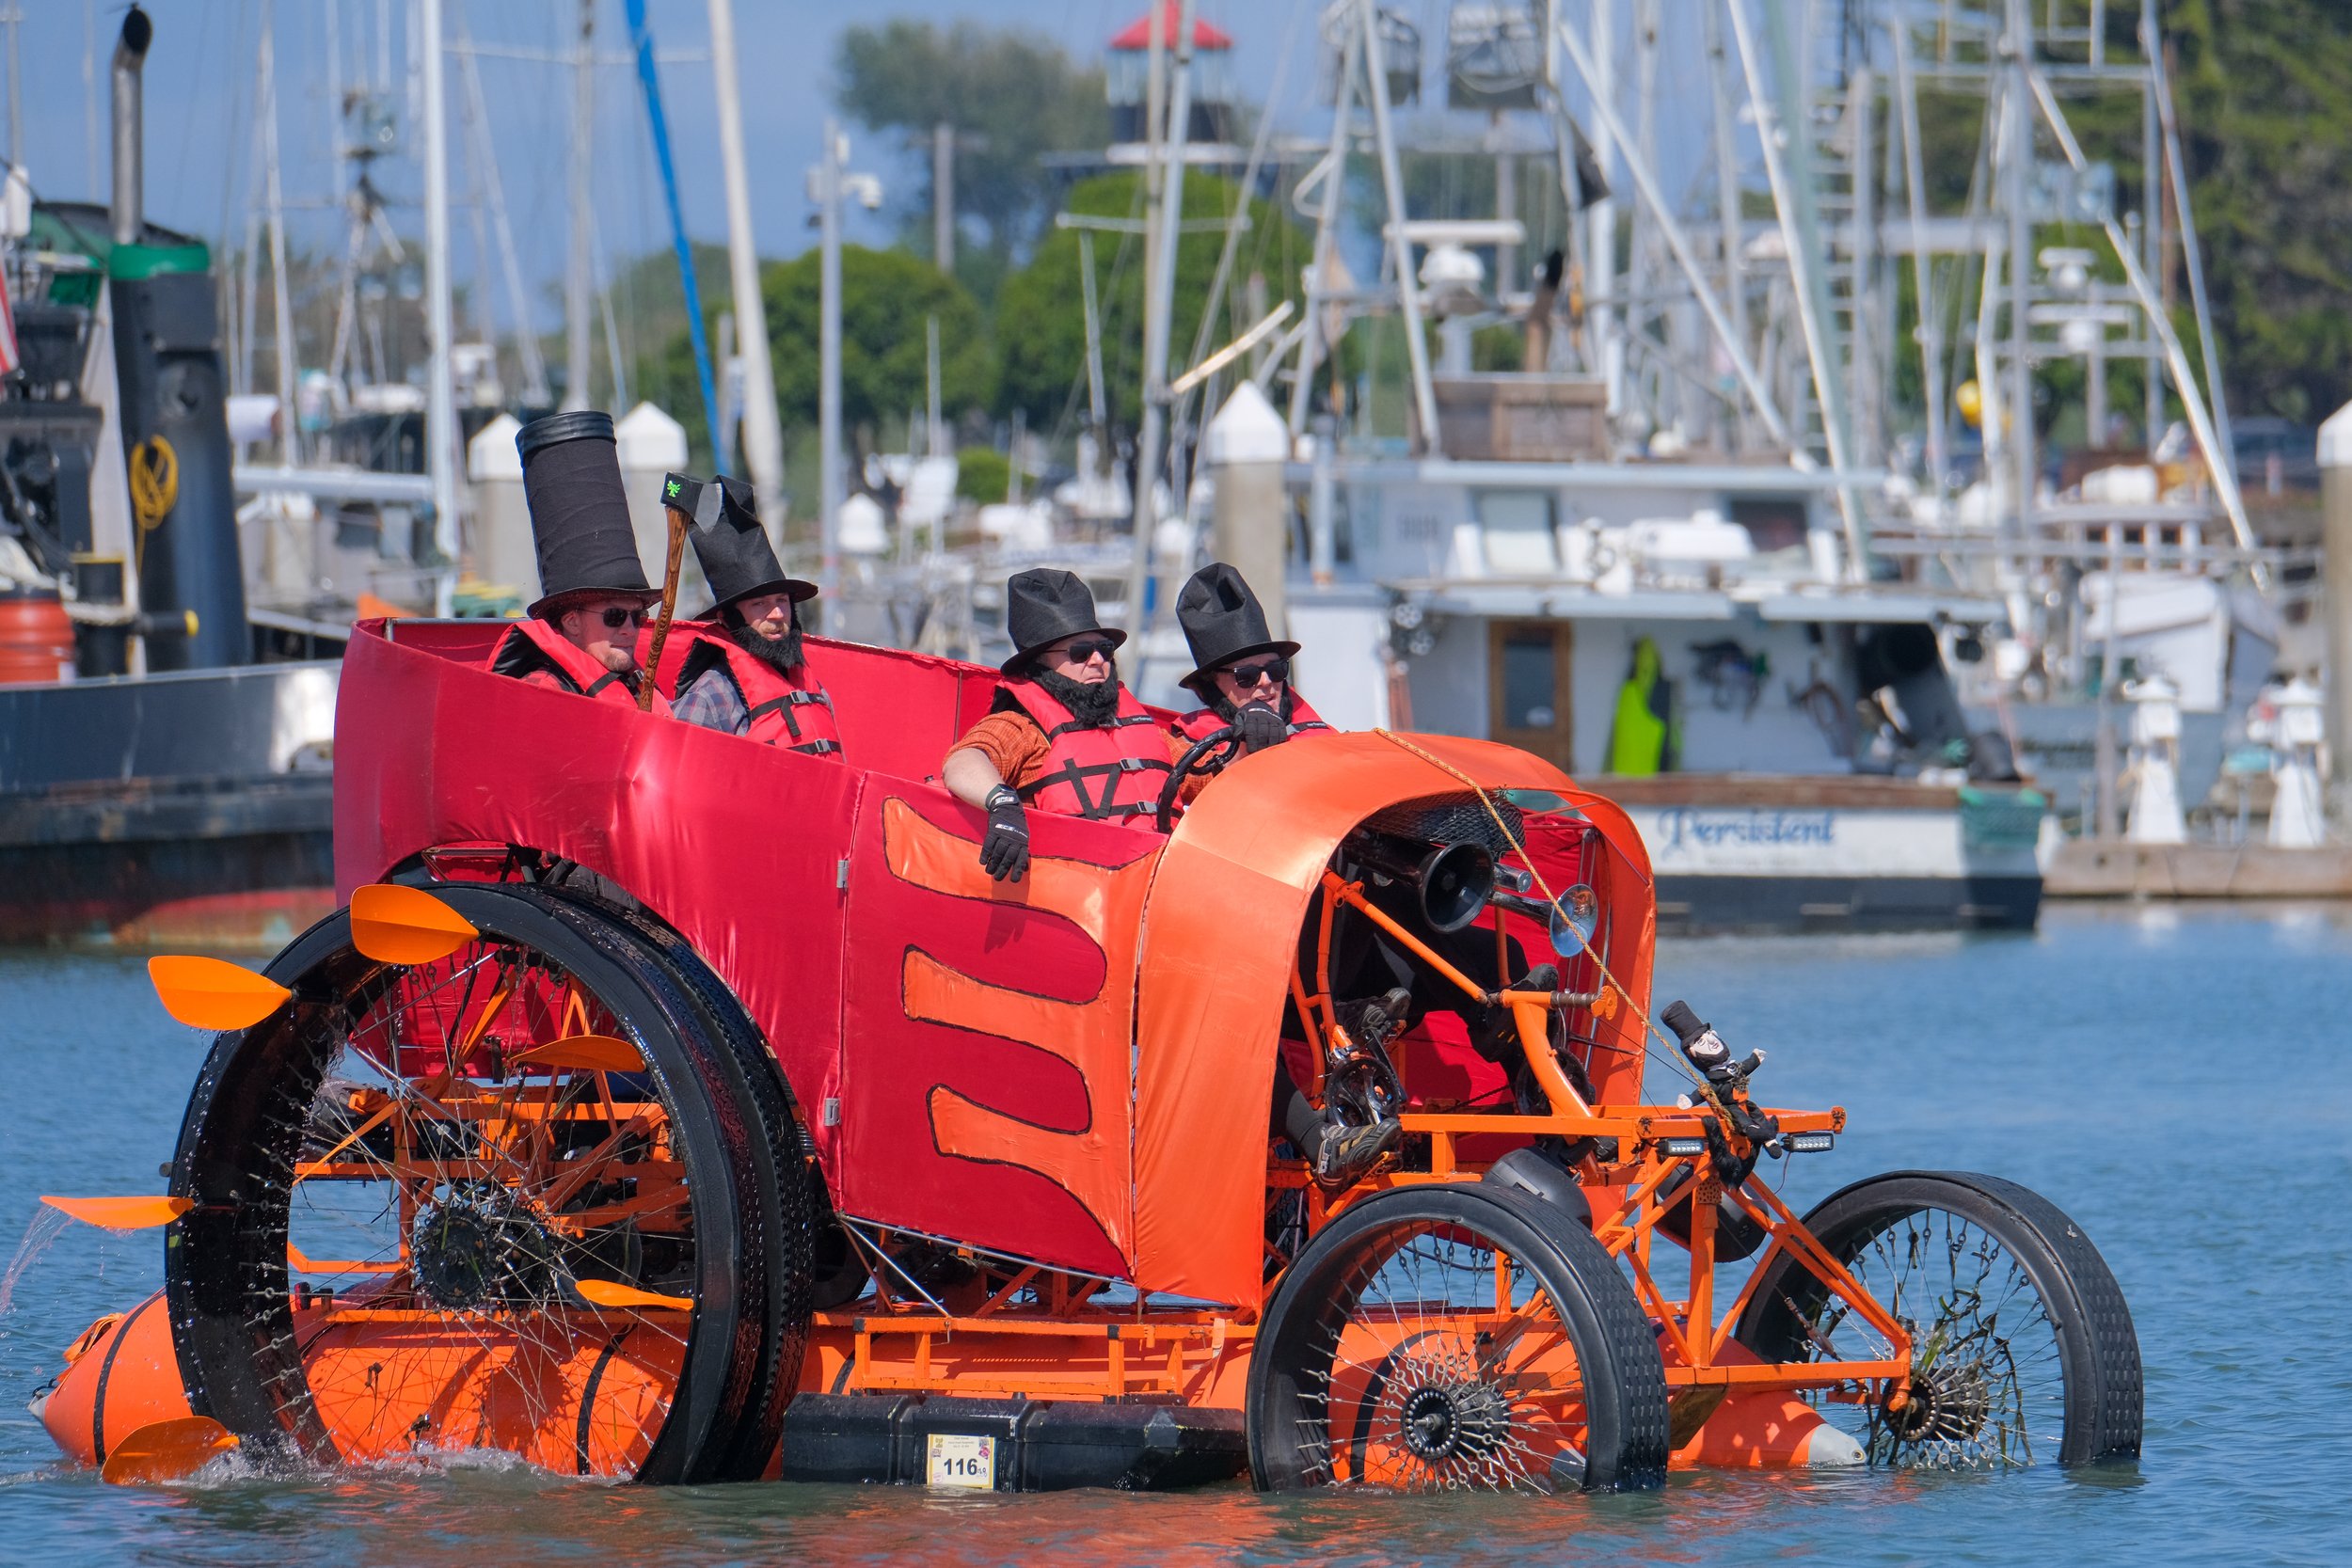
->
xmin=166 ymin=884 xmax=800 ymax=1483
xmin=1734 ymin=1170 xmax=2141 ymax=1469
xmin=1247 ymin=1184 xmax=1668 ymax=1494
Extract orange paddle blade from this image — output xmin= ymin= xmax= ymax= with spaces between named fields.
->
xmin=511 ymin=1034 xmax=644 ymax=1075
xmin=349 ymin=882 xmax=478 ymax=965
xmin=100 ymin=1417 xmax=239 ymax=1485
xmin=575 ymin=1278 xmax=693 ymax=1312
xmin=147 ymin=956 xmax=292 ymax=1030
xmin=42 ymin=1196 xmax=194 ymax=1231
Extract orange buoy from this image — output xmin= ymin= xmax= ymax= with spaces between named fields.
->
xmin=38 ymin=1293 xmax=194 ymax=1469
xmin=40 ymin=1288 xmax=690 ymax=1479
xmin=0 ymin=593 xmax=74 ymax=686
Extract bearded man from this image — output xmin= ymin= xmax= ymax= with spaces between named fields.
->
xmin=667 ymin=475 xmax=841 ymax=757
xmin=942 ymin=568 xmax=1199 ymax=884
xmin=486 ymin=410 xmax=668 ymax=713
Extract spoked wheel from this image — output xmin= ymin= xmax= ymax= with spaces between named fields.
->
xmin=1736 ymin=1170 xmax=2141 ymax=1469
xmin=166 ymin=884 xmax=806 ymax=1483
xmin=1248 ymin=1184 xmax=1668 ymax=1494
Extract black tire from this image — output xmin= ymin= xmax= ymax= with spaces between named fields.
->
xmin=1735 ymin=1170 xmax=2141 ymax=1467
xmin=166 ymin=885 xmax=786 ymax=1483
xmin=1248 ymin=1183 xmax=1669 ymax=1493
xmin=524 ymin=879 xmax=818 ymax=1478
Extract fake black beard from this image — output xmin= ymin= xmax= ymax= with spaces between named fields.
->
xmin=1209 ymin=689 xmax=1291 ymax=726
xmin=728 ymin=616 xmax=804 ymax=673
xmin=1033 ymin=665 xmax=1123 ymax=727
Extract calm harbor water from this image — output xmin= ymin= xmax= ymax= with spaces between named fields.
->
xmin=0 ymin=903 xmax=2344 ymax=1566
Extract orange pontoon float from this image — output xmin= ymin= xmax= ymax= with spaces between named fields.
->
xmin=36 ymin=620 xmax=2141 ymax=1491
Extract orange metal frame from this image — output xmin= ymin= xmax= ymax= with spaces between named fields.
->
xmin=800 ymin=870 xmax=1915 ymax=1420
xmin=282 ymin=871 xmax=1913 ymax=1432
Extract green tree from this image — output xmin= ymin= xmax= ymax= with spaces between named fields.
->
xmin=1900 ymin=2 xmax=2352 ymax=429
xmin=834 ymin=21 xmax=1109 ymax=290
xmin=652 ymin=245 xmax=993 ymax=467
xmin=2160 ymin=0 xmax=2352 ymax=423
xmin=761 ymin=245 xmax=994 ymax=430
xmin=993 ymin=171 xmax=1311 ymax=432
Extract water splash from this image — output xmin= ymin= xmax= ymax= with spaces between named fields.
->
xmin=0 ymin=1208 xmax=73 ymax=1319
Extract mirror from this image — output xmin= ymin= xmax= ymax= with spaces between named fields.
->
xmin=1548 ymin=883 xmax=1600 ymax=956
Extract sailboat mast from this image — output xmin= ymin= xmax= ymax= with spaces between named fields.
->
xmin=261 ymin=0 xmax=300 ymax=464
xmin=1125 ymin=0 xmax=1200 ymax=636
xmin=708 ymin=0 xmax=785 ymax=502
xmin=562 ymin=0 xmax=596 ymax=411
xmin=420 ymin=0 xmax=460 ymax=611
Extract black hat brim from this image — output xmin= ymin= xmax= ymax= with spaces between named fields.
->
xmin=1001 ymin=625 xmax=1127 ymax=676
xmin=529 ymin=584 xmax=663 ymax=620
xmin=707 ymin=575 xmax=821 ymax=617
xmin=1180 ymin=637 xmax=1301 ymax=695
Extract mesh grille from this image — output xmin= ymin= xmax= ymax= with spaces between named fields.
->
xmin=1361 ymin=794 xmax=1525 ymax=854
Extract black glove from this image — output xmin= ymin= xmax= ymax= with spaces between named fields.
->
xmin=978 ymin=785 xmax=1030 ymax=883
xmin=1236 ymin=703 xmax=1287 ymax=754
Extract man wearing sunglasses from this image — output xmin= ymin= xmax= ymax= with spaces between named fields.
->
xmin=1168 ymin=562 xmax=1334 ymax=756
xmin=487 ymin=411 xmax=668 ymax=711
xmin=944 ymin=567 xmax=1196 ymax=882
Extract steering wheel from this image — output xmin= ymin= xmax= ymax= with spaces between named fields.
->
xmin=1155 ymin=724 xmax=1244 ymax=833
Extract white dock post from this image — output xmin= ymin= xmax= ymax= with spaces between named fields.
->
xmin=2267 ymin=675 xmax=2328 ymax=848
xmin=2321 ymin=400 xmax=2352 ymax=825
xmin=2122 ymin=675 xmax=2186 ymax=845
xmin=1203 ymin=383 xmax=1293 ymax=637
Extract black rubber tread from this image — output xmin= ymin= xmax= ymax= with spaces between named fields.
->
xmin=1247 ymin=1182 xmax=1669 ymax=1493
xmin=533 ymin=883 xmax=818 ymax=1481
xmin=165 ymin=886 xmax=766 ymax=1484
xmin=1734 ymin=1169 xmax=2142 ymax=1465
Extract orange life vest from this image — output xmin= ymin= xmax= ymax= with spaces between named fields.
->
xmin=1170 ymin=692 xmax=1334 ymax=745
xmin=675 ymin=629 xmax=844 ymax=757
xmin=489 ymin=617 xmax=666 ymax=713
xmin=1005 ymin=678 xmax=1173 ymax=826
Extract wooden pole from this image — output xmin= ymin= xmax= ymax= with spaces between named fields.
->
xmin=639 ymin=504 xmax=689 ymax=712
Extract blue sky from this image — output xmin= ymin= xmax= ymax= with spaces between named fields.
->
xmin=8 ymin=2 xmax=1295 ymax=303
xmin=6 ymin=1 xmax=1721 ymax=336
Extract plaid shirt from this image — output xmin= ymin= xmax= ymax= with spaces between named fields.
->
xmin=672 ymin=666 xmax=748 ymax=736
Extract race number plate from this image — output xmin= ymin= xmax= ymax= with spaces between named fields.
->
xmin=925 ymin=1433 xmax=995 ymax=1490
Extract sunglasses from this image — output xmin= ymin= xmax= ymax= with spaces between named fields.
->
xmin=594 ymin=607 xmax=650 ymax=630
xmin=1223 ymin=657 xmax=1289 ymax=689
xmin=1054 ymin=638 xmax=1119 ymax=665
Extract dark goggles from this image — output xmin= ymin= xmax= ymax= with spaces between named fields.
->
xmin=1222 ymin=657 xmax=1289 ymax=689
xmin=1055 ymin=638 xmax=1119 ymax=665
xmin=596 ymin=607 xmax=651 ymax=630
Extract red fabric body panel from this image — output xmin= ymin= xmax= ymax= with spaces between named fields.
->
xmin=832 ymin=792 xmax=1158 ymax=1275
xmin=337 ymin=622 xmax=1160 ymax=1280
xmin=1170 ymin=691 xmax=1333 ymax=743
xmin=1003 ymin=679 xmax=1172 ymax=823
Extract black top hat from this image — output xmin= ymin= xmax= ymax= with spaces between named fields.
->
xmin=517 ymin=411 xmax=657 ymax=619
xmin=1001 ymin=567 xmax=1125 ymax=675
xmin=668 ymin=473 xmax=818 ymax=617
xmin=1176 ymin=562 xmax=1298 ymax=695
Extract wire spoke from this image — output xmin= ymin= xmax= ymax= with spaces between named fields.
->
xmin=243 ymin=936 xmax=702 ymax=1477
xmin=1293 ymin=1220 xmax=1590 ymax=1492
xmin=1775 ymin=1207 xmax=2064 ymax=1470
